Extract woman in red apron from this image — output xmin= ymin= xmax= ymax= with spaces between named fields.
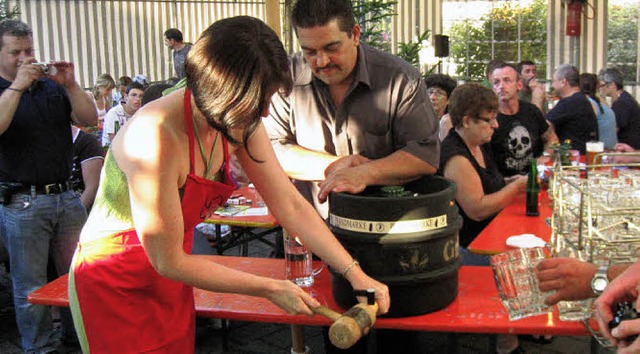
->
xmin=68 ymin=16 xmax=389 ymax=353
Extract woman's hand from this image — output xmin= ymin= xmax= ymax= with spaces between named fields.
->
xmin=511 ymin=174 xmax=528 ymax=193
xmin=346 ymin=269 xmax=390 ymax=315
xmin=265 ymin=280 xmax=321 ymax=316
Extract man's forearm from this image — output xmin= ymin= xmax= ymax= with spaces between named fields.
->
xmin=67 ymin=83 xmax=97 ymax=127
xmin=276 ymin=144 xmax=339 ymax=181
xmin=0 ymin=89 xmax=23 ymax=135
xmin=353 ymin=150 xmax=436 ymax=186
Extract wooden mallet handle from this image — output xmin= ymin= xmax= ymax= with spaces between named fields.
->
xmin=312 ymin=305 xmax=342 ymax=322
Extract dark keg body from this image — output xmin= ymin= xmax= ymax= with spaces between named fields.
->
xmin=328 ymin=176 xmax=462 ymax=317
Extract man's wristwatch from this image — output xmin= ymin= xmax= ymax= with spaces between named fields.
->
xmin=591 ymin=265 xmax=609 ymax=296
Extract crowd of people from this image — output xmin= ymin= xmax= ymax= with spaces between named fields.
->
xmin=0 ymin=0 xmax=639 ymax=353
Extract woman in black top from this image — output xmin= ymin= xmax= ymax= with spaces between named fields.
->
xmin=440 ymin=82 xmax=531 ymax=354
xmin=439 ymin=83 xmax=527 ymax=265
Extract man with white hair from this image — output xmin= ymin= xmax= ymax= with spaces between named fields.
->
xmin=546 ymin=64 xmax=598 ymax=154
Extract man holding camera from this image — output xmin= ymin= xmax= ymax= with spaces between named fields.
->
xmin=0 ymin=19 xmax=96 ymax=353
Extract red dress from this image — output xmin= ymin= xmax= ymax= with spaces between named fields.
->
xmin=69 ymin=89 xmax=236 ymax=353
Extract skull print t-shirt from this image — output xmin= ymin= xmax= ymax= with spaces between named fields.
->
xmin=487 ymin=100 xmax=549 ymax=177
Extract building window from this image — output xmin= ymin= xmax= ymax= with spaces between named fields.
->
xmin=607 ymin=0 xmax=639 ymax=83
xmin=443 ymin=0 xmax=547 ymax=81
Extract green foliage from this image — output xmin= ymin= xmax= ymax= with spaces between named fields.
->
xmin=448 ymin=0 xmax=547 ymax=80
xmin=608 ymin=3 xmax=638 ymax=81
xmin=396 ymin=30 xmax=430 ymax=67
xmin=352 ymin=0 xmax=397 ymax=53
xmin=0 ymin=0 xmax=19 ymax=21
xmin=352 ymin=0 xmax=429 ymax=73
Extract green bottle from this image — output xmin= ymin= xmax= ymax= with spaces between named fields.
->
xmin=526 ymin=158 xmax=540 ymax=216
xmin=114 ymin=119 xmax=121 ymax=134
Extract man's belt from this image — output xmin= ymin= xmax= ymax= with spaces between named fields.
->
xmin=17 ymin=181 xmax=72 ymax=195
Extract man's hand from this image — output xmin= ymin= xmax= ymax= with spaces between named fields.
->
xmin=324 ymin=155 xmax=370 ymax=178
xmin=529 ymin=78 xmax=544 ymax=94
xmin=47 ymin=61 xmax=78 ymax=89
xmin=595 ymin=261 xmax=640 ymax=347
xmin=317 ymin=163 xmax=372 ymax=203
xmin=536 ymin=257 xmax=598 ymax=305
xmin=615 ymin=143 xmax=635 ymax=153
xmin=12 ymin=58 xmax=42 ymax=91
xmin=529 ymin=78 xmax=547 ymax=112
xmin=613 ymin=143 xmax=640 ymax=164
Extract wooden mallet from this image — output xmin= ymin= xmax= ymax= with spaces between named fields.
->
xmin=313 ymin=289 xmax=379 ymax=349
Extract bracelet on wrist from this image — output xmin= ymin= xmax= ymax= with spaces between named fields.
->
xmin=341 ymin=260 xmax=360 ymax=278
xmin=6 ymin=87 xmax=23 ymax=93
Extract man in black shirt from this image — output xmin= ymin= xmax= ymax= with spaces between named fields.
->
xmin=489 ymin=63 xmax=558 ymax=176
xmin=0 ymin=20 xmax=96 ymax=353
xmin=599 ymin=67 xmax=640 ymax=149
xmin=546 ymin=64 xmax=598 ymax=154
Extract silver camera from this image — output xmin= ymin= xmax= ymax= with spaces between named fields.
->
xmin=33 ymin=62 xmax=56 ymax=76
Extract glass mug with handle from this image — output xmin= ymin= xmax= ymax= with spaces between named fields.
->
xmin=283 ymin=230 xmax=323 ymax=287
xmin=491 ymin=247 xmax=552 ymax=320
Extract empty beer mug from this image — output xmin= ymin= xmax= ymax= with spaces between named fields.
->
xmin=283 ymin=233 xmax=323 ymax=287
xmin=491 ymin=247 xmax=552 ymax=320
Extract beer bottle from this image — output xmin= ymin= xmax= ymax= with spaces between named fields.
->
xmin=526 ymin=158 xmax=540 ymax=216
xmin=114 ymin=119 xmax=121 ymax=134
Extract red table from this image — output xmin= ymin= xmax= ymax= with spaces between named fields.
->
xmin=29 ymin=255 xmax=588 ymax=336
xmin=468 ymin=190 xmax=553 ymax=255
xmin=204 ymin=186 xmax=280 ymax=256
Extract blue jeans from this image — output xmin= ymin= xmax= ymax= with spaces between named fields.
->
xmin=459 ymin=247 xmax=491 ymax=266
xmin=0 ymin=190 xmax=86 ymax=353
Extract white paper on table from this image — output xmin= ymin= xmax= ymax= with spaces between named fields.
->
xmin=233 ymin=207 xmax=269 ymax=216
xmin=506 ymin=234 xmax=547 ymax=248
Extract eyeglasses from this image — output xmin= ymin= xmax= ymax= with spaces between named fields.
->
xmin=474 ymin=114 xmax=498 ymax=125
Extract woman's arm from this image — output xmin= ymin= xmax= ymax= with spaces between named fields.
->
xmin=443 ymin=155 xmax=527 ymax=221
xmin=114 ymin=107 xmax=328 ymax=316
xmin=236 ymin=124 xmax=390 ymax=313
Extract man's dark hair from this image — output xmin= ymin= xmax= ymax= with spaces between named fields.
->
xmin=491 ymin=62 xmax=521 ymax=81
xmin=599 ymin=67 xmax=624 ymax=90
xmin=516 ymin=60 xmax=536 ymax=74
xmin=186 ymin=16 xmax=292 ymax=161
xmin=164 ymin=28 xmax=184 ymax=42
xmin=485 ymin=59 xmax=506 ymax=79
xmin=0 ymin=20 xmax=32 ymax=50
xmin=424 ymin=74 xmax=458 ymax=98
xmin=556 ymin=64 xmax=580 ymax=87
xmin=291 ymin=0 xmax=356 ymax=34
xmin=448 ymin=83 xmax=498 ymax=128
xmin=141 ymin=83 xmax=172 ymax=106
xmin=126 ymin=82 xmax=144 ymax=95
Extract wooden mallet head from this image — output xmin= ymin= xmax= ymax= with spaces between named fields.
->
xmin=328 ymin=301 xmax=379 ymax=349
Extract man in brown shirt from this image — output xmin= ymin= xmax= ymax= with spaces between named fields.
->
xmin=265 ymin=0 xmax=439 ymax=218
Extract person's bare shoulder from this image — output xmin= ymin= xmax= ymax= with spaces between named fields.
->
xmin=113 ymin=89 xmax=189 ymax=178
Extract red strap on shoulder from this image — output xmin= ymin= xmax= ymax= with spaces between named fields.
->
xmin=222 ymin=135 xmax=231 ymax=176
xmin=183 ymin=89 xmax=196 ymax=174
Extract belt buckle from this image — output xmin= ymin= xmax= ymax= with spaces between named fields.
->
xmin=45 ymin=183 xmax=59 ymax=194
